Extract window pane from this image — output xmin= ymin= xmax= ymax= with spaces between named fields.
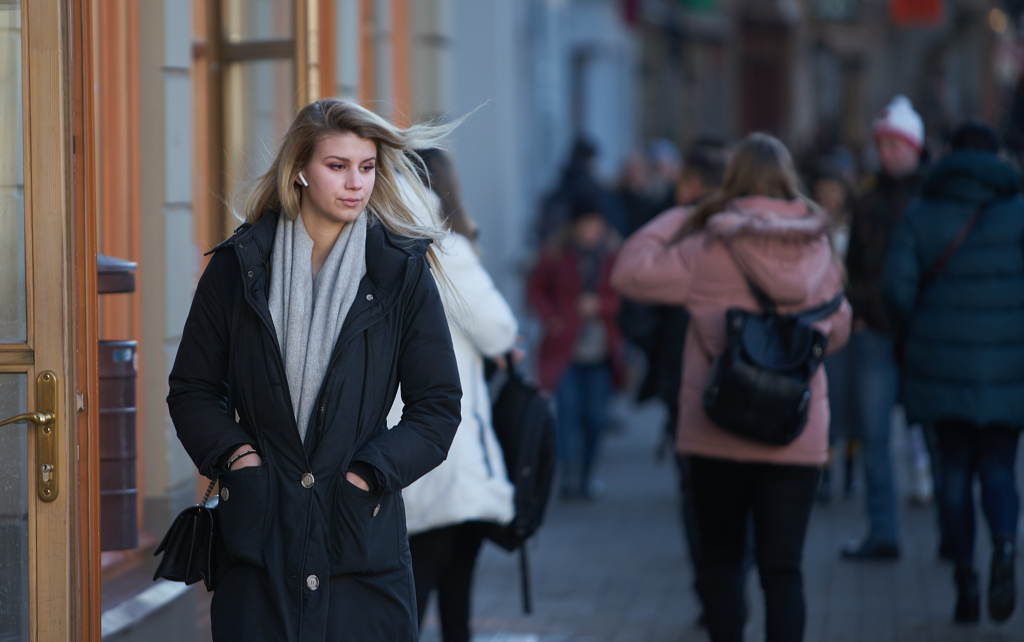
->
xmin=0 ymin=3 xmax=26 ymax=344
xmin=226 ymin=59 xmax=296 ymax=192
xmin=0 ymin=373 xmax=29 ymax=642
xmin=224 ymin=0 xmax=293 ymax=42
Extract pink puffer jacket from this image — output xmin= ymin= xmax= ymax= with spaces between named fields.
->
xmin=611 ymin=197 xmax=852 ymax=466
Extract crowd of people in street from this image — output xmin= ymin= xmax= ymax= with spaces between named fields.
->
xmin=166 ymin=93 xmax=1023 ymax=642
xmin=524 ymin=94 xmax=1024 ymax=641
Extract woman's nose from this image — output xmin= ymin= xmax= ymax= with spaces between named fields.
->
xmin=346 ymin=171 xmax=362 ymax=191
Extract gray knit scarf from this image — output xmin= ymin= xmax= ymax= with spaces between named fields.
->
xmin=268 ymin=211 xmax=367 ymax=442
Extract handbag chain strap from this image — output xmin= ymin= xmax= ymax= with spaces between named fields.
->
xmin=200 ymin=478 xmax=217 ymax=507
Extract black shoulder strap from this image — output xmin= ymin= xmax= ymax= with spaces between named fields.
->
xmin=919 ymin=202 xmax=987 ymax=294
xmin=796 ymin=290 xmax=845 ymax=323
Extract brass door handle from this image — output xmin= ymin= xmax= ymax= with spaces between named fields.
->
xmin=0 ymin=372 xmax=59 ymax=501
xmin=0 ymin=411 xmax=54 ymax=428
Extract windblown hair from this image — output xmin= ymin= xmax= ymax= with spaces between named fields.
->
xmin=415 ymin=148 xmax=478 ymax=243
xmin=673 ymin=133 xmax=818 ymax=242
xmin=242 ymin=98 xmax=461 ymax=271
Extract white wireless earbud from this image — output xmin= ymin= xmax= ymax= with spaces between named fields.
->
xmin=298 ymin=171 xmax=309 ymax=187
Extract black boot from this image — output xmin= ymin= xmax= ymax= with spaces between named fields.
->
xmin=989 ymin=537 xmax=1016 ymax=623
xmin=954 ymin=567 xmax=980 ymax=623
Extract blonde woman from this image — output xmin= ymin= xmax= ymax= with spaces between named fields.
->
xmin=167 ymin=99 xmax=462 ymax=640
xmin=612 ymin=134 xmax=851 ymax=642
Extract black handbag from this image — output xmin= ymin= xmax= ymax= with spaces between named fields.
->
xmin=703 ymin=281 xmax=844 ymax=446
xmin=152 ymin=478 xmax=219 ymax=591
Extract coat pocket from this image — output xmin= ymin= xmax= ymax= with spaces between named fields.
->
xmin=217 ymin=464 xmax=269 ymax=569
xmin=331 ymin=474 xmax=402 ymax=575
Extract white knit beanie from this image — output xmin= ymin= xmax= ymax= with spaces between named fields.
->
xmin=872 ymin=95 xmax=924 ymax=151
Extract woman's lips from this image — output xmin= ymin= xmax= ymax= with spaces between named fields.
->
xmin=341 ymin=198 xmax=361 ymax=207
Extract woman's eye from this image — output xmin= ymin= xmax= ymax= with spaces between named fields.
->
xmin=362 ymin=165 xmax=375 ymax=172
xmin=329 ymin=164 xmax=343 ymax=171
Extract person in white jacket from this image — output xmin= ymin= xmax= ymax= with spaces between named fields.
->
xmin=386 ymin=148 xmax=518 ymax=642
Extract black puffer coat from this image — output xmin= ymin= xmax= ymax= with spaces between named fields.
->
xmin=167 ymin=210 xmax=461 ymax=641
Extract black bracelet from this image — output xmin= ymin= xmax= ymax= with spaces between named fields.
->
xmin=227 ymin=449 xmax=258 ymax=470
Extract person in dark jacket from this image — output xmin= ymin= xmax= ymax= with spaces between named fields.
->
xmin=528 ymin=192 xmax=625 ymax=499
xmin=881 ymin=121 xmax=1024 ymax=624
xmin=842 ymin=95 xmax=927 ymax=561
xmin=166 ymin=98 xmax=462 ymax=641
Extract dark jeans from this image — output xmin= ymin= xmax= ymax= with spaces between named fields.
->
xmin=934 ymin=421 xmax=1021 ymax=567
xmin=555 ymin=362 xmax=612 ymax=490
xmin=408 ymin=522 xmax=486 ymax=642
xmin=690 ymin=456 xmax=820 ymax=642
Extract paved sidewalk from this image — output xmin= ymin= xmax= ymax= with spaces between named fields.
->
xmin=420 ymin=401 xmax=1024 ymax=642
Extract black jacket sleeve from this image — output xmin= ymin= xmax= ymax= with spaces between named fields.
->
xmin=167 ymin=249 xmax=254 ymax=478
xmin=351 ymin=258 xmax=462 ymax=492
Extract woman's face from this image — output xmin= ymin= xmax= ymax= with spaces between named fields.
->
xmin=301 ymin=131 xmax=377 ymax=226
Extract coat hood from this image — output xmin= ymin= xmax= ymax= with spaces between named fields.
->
xmin=921 ymin=150 xmax=1021 ymax=204
xmin=706 ymin=196 xmax=833 ymax=306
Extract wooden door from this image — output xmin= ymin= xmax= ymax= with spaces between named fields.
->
xmin=0 ymin=1 xmax=84 ymax=640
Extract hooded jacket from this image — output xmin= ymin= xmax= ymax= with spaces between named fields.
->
xmin=611 ymin=197 xmax=851 ymax=465
xmin=387 ymin=231 xmax=518 ymax=535
xmin=166 ymin=209 xmax=461 ymax=641
xmin=881 ymin=150 xmax=1024 ymax=428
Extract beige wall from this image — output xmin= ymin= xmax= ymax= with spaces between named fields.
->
xmin=138 ymin=0 xmax=197 ymax=536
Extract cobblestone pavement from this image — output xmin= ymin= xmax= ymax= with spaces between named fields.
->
xmin=420 ymin=401 xmax=1024 ymax=642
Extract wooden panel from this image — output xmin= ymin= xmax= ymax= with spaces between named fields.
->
xmin=391 ymin=0 xmax=409 ymax=126
xmin=24 ymin=0 xmax=77 ymax=639
xmin=359 ymin=0 xmax=374 ymax=105
xmin=319 ymin=0 xmax=336 ymax=98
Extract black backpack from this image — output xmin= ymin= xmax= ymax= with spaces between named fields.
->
xmin=703 ymin=281 xmax=844 ymax=446
xmin=485 ymin=355 xmax=556 ymax=613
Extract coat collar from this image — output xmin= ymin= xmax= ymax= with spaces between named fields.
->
xmin=214 ymin=209 xmax=431 ymax=294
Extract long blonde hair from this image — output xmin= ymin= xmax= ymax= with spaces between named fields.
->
xmin=673 ymin=133 xmax=819 ymax=242
xmin=243 ymin=98 xmax=460 ymax=271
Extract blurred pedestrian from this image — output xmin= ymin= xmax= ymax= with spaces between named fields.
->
xmin=881 ymin=121 xmax=1024 ymax=624
xmin=528 ymin=192 xmax=625 ymax=499
xmin=842 ymin=95 xmax=927 ymax=561
xmin=386 ymin=148 xmax=519 ymax=642
xmin=618 ymin=152 xmax=658 ymax=235
xmin=536 ymin=136 xmax=628 ymax=240
xmin=652 ymin=141 xmax=729 ymax=627
xmin=649 ymin=138 xmax=683 ymax=212
xmin=808 ymin=152 xmax=858 ymax=502
xmin=166 ymin=98 xmax=462 ymax=640
xmin=612 ymin=133 xmax=851 ymax=642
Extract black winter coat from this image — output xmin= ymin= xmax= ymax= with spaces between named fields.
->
xmin=167 ymin=210 xmax=462 ymax=641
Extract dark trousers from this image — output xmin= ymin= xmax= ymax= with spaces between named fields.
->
xmin=408 ymin=522 xmax=485 ymax=642
xmin=934 ymin=421 xmax=1021 ymax=567
xmin=690 ymin=456 xmax=820 ymax=642
xmin=555 ymin=362 xmax=612 ymax=490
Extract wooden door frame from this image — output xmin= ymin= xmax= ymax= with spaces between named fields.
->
xmin=69 ymin=0 xmax=102 ymax=639
xmin=13 ymin=0 xmax=87 ymax=640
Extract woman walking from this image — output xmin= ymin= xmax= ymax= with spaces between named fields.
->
xmin=167 ymin=99 xmax=462 ymax=641
xmin=612 ymin=134 xmax=851 ymax=642
xmin=386 ymin=148 xmax=519 ymax=642
xmin=882 ymin=121 xmax=1023 ymax=623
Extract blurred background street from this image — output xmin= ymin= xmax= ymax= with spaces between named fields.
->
xmin=421 ymin=401 xmax=1024 ymax=642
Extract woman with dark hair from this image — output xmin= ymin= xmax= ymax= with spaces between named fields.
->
xmin=388 ymin=148 xmax=519 ymax=642
xmin=612 ymin=133 xmax=851 ymax=641
xmin=166 ymin=98 xmax=463 ymax=640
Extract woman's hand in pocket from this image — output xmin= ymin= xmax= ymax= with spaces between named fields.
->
xmin=228 ymin=444 xmax=262 ymax=471
xmin=346 ymin=471 xmax=370 ymax=491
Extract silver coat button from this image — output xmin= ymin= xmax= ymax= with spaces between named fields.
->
xmin=366 ymin=294 xmax=374 ymax=301
xmin=372 ymin=504 xmax=380 ymax=517
xmin=301 ymin=473 xmax=315 ymax=489
xmin=306 ymin=575 xmax=319 ymax=591
xmin=219 ymin=487 xmax=230 ymax=502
